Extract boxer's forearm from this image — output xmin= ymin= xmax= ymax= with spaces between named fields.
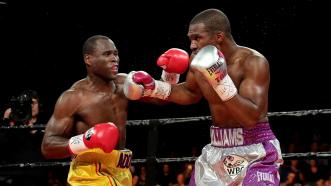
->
xmin=41 ymin=135 xmax=71 ymax=159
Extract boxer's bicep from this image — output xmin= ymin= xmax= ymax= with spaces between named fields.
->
xmin=239 ymin=56 xmax=269 ymax=111
xmin=43 ymin=91 xmax=79 ymax=146
xmin=42 ymin=90 xmax=81 ymax=158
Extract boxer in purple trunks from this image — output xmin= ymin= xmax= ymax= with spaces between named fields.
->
xmin=123 ymin=8 xmax=283 ymax=185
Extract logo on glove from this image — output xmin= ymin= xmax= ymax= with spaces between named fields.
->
xmin=206 ymin=57 xmax=226 ymax=82
xmin=70 ymin=135 xmax=83 ymax=145
xmin=85 ymin=128 xmax=95 ymax=141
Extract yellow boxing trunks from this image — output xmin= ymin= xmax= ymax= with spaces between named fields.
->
xmin=67 ymin=148 xmax=132 ymax=186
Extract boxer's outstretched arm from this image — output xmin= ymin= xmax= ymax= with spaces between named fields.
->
xmin=167 ymin=69 xmax=202 ymax=105
xmin=124 ymin=69 xmax=202 ymax=105
xmin=41 ymin=90 xmax=78 ymax=159
xmin=138 ymin=71 xmax=202 ymax=105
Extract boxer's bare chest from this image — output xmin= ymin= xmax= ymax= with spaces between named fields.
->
xmin=77 ymin=90 xmax=128 ymax=128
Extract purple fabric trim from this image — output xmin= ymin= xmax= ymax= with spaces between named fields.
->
xmin=242 ymin=141 xmax=280 ymax=186
xmin=188 ymin=167 xmax=196 ymax=186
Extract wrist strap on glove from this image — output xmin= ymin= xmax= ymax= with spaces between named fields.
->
xmin=68 ymin=134 xmax=87 ymax=155
xmin=161 ymin=70 xmax=180 ymax=84
xmin=214 ymin=75 xmax=237 ymax=101
xmin=144 ymin=80 xmax=171 ymax=100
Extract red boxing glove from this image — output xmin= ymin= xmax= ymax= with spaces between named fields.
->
xmin=132 ymin=71 xmax=171 ymax=99
xmin=123 ymin=71 xmax=171 ymax=100
xmin=132 ymin=71 xmax=156 ymax=91
xmin=157 ymin=48 xmax=189 ymax=74
xmin=68 ymin=122 xmax=119 ymax=154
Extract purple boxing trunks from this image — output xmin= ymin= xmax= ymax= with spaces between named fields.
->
xmin=189 ymin=122 xmax=283 ymax=186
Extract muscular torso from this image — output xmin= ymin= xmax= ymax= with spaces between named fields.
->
xmin=70 ymin=75 xmax=128 ymax=149
xmin=192 ymin=47 xmax=268 ymax=127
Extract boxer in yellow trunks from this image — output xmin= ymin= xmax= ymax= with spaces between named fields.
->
xmin=41 ymin=35 xmax=132 ymax=186
xmin=41 ymin=35 xmax=189 ymax=186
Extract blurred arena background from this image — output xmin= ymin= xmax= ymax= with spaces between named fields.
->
xmin=1 ymin=0 xmax=330 ymax=185
xmin=0 ymin=0 xmax=327 ymax=118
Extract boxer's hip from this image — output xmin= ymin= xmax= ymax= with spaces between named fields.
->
xmin=68 ymin=148 xmax=132 ymax=186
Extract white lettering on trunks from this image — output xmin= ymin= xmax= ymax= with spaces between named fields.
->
xmin=257 ymin=171 xmax=275 ymax=183
xmin=211 ymin=128 xmax=243 ymax=147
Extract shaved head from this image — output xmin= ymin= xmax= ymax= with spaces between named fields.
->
xmin=190 ymin=8 xmax=232 ymax=37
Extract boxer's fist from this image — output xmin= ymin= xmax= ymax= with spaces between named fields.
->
xmin=191 ymin=45 xmax=237 ymax=101
xmin=157 ymin=48 xmax=189 ymax=84
xmin=132 ymin=71 xmax=156 ymax=90
xmin=124 ymin=71 xmax=171 ymax=100
xmin=68 ymin=122 xmax=119 ymax=154
xmin=157 ymin=48 xmax=189 ymax=74
xmin=123 ymin=71 xmax=154 ymax=100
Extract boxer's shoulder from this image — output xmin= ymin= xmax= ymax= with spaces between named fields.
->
xmin=60 ymin=80 xmax=92 ymax=102
xmin=116 ymin=73 xmax=127 ymax=84
xmin=235 ymin=47 xmax=266 ymax=63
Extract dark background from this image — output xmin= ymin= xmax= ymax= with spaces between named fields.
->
xmin=0 ymin=0 xmax=330 ymax=185
xmin=0 ymin=0 xmax=327 ymax=121
xmin=0 ymin=0 xmax=329 ymax=153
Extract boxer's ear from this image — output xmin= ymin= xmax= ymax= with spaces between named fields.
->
xmin=216 ymin=31 xmax=225 ymax=43
xmin=84 ymin=54 xmax=92 ymax=66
